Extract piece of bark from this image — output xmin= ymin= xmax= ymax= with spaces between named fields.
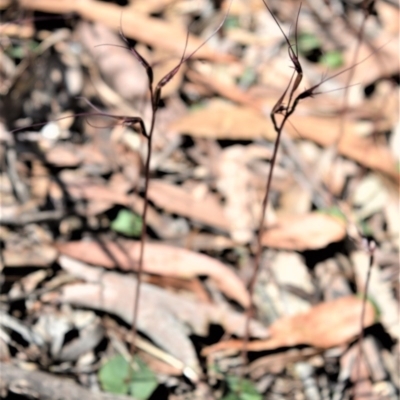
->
xmin=0 ymin=362 xmax=136 ymax=400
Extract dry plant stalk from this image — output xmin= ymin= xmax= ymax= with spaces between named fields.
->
xmin=97 ymin=7 xmax=233 ymax=356
xmin=242 ymin=0 xmax=384 ymax=380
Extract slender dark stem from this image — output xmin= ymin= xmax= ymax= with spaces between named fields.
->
xmin=327 ymin=1 xmax=370 ymax=197
xmin=130 ymin=95 xmax=157 ymax=356
xmin=126 ymin=0 xmax=232 ymax=359
xmin=353 ymin=240 xmax=376 ymax=394
xmin=241 ymin=107 xmax=293 ymax=368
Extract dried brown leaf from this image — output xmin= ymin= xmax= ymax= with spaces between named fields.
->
xmin=287 ymin=114 xmax=399 ymax=183
xmin=169 ymin=100 xmax=276 ymax=141
xmin=19 ymin=0 xmax=233 ymax=62
xmin=45 ymin=144 xmax=82 ymax=167
xmin=66 ymin=182 xmax=130 ymax=206
xmin=55 ymin=240 xmax=250 ymax=307
xmin=3 ymin=244 xmax=57 ymax=268
xmin=203 ymin=295 xmax=376 ymax=355
xmin=261 ymin=212 xmax=346 ymax=250
xmin=147 ymin=180 xmax=229 ymax=231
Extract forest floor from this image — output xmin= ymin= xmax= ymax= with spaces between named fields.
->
xmin=0 ymin=0 xmax=399 ymax=399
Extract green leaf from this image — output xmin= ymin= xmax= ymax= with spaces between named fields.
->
xmin=221 ymin=393 xmax=241 ymax=400
xmin=189 ymin=101 xmax=207 ymax=111
xmin=98 ymin=355 xmax=158 ymax=399
xmin=129 ymin=358 xmax=158 ymax=400
xmin=225 ymin=15 xmax=240 ymax=29
xmin=111 ymin=209 xmax=142 ymax=237
xmin=98 ymin=354 xmax=130 ymax=395
xmin=320 ymin=50 xmax=344 ymax=69
xmin=6 ymin=40 xmax=40 ymax=59
xmin=318 ymin=206 xmax=346 ymax=222
xmin=238 ymin=67 xmax=257 ymax=88
xmin=359 ymin=220 xmax=373 ymax=237
xmin=225 ymin=376 xmax=262 ymax=400
xmin=298 ymin=32 xmax=320 ymax=54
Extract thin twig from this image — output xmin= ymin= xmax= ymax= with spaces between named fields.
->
xmin=353 ymin=239 xmax=376 ymax=395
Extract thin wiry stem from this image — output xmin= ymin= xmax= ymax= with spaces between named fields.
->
xmin=328 ymin=0 xmax=373 ymax=183
xmin=241 ymin=2 xmax=304 ymax=371
xmin=130 ymin=92 xmax=156 ymax=356
xmin=127 ymin=1 xmax=233 ymax=357
xmin=240 ymin=0 xmax=380 ymax=372
xmin=353 ymin=240 xmax=376 ymax=394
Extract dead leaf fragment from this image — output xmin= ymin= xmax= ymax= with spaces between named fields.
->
xmin=45 ymin=144 xmax=82 ymax=167
xmin=169 ymin=100 xmax=276 ymax=141
xmin=147 ymin=180 xmax=229 ymax=231
xmin=55 ymin=240 xmax=250 ymax=307
xmin=203 ymin=295 xmax=376 ymax=355
xmin=18 ymin=0 xmax=233 ymax=62
xmin=262 ymin=212 xmax=346 ymax=250
xmin=3 ymin=244 xmax=57 ymax=268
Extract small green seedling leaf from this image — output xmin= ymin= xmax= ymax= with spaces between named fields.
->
xmin=111 ymin=209 xmax=142 ymax=237
xmin=189 ymin=101 xmax=207 ymax=111
xmin=225 ymin=15 xmax=240 ymax=29
xmin=98 ymin=354 xmax=130 ymax=395
xmin=223 ymin=375 xmax=262 ymax=400
xmin=129 ymin=358 xmax=158 ymax=400
xmin=6 ymin=40 xmax=40 ymax=59
xmin=98 ymin=355 xmax=158 ymax=399
xmin=298 ymin=32 xmax=320 ymax=54
xmin=238 ymin=67 xmax=257 ymax=88
xmin=318 ymin=206 xmax=346 ymax=222
xmin=222 ymin=393 xmax=242 ymax=400
xmin=320 ymin=50 xmax=344 ymax=69
xmin=359 ymin=220 xmax=374 ymax=237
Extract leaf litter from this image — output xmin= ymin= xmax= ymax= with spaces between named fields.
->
xmin=0 ymin=0 xmax=399 ymax=399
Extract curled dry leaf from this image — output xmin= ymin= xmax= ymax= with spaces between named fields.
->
xmin=55 ymin=240 xmax=250 ymax=307
xmin=55 ymin=256 xmax=266 ymax=375
xmin=261 ymin=212 xmax=346 ymax=251
xmin=203 ymin=295 xmax=377 ymax=355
